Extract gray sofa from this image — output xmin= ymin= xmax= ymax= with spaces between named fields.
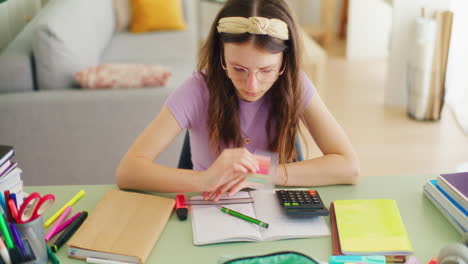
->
xmin=0 ymin=0 xmax=198 ymax=185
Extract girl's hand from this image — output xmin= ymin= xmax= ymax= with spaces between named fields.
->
xmin=201 ymin=148 xmax=258 ymax=198
xmin=202 ymin=175 xmax=251 ymax=201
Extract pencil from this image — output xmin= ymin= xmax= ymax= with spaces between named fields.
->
xmin=44 ymin=190 xmax=85 ymax=228
xmin=47 ymin=212 xmax=81 ymax=241
xmin=45 ymin=206 xmax=72 ymax=242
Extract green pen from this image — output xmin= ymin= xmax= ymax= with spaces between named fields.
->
xmin=218 ymin=206 xmax=269 ymax=229
xmin=0 ymin=214 xmax=13 ymax=248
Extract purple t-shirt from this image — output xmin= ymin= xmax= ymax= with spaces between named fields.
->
xmin=166 ymin=71 xmax=316 ymax=171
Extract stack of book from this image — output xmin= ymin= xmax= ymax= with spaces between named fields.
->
xmin=0 ymin=145 xmax=24 ymax=200
xmin=423 ymin=172 xmax=467 ymax=235
xmin=330 ymin=199 xmax=413 ymax=263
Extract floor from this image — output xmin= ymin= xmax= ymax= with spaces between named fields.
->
xmin=301 ymin=40 xmax=468 ymax=177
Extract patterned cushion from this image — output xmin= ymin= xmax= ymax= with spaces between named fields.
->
xmin=33 ymin=0 xmax=115 ymax=90
xmin=75 ymin=64 xmax=172 ymax=89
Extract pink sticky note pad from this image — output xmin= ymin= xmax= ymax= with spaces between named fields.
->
xmin=254 ymin=155 xmax=271 ymax=175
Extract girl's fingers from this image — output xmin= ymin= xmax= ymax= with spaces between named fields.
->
xmin=239 ymin=157 xmax=259 ymax=173
xmin=204 ymin=148 xmax=260 ymax=194
xmin=232 ymin=163 xmax=248 ymax=174
xmin=208 ymin=191 xmax=217 ymax=200
xmin=238 ymin=149 xmax=259 ymax=171
xmin=212 ymin=176 xmax=244 ymax=201
xmin=202 ymin=191 xmax=211 ymax=200
xmin=247 ymin=152 xmax=261 ymax=170
xmin=227 ymin=178 xmax=249 ymax=196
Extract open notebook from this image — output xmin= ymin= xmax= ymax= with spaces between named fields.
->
xmin=190 ymin=190 xmax=330 ymax=245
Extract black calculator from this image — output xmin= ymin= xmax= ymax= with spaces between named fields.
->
xmin=276 ymin=189 xmax=329 ymax=216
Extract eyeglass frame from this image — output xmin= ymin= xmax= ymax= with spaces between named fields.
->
xmin=220 ymin=53 xmax=286 ymax=83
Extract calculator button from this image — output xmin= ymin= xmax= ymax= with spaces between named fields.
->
xmin=309 ymin=190 xmax=317 ymax=195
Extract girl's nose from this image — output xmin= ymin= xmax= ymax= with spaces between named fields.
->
xmin=246 ymin=72 xmax=258 ymax=91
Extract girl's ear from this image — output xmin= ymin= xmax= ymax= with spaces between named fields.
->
xmin=279 ymin=55 xmax=286 ymax=75
xmin=219 ymin=43 xmax=226 ymax=65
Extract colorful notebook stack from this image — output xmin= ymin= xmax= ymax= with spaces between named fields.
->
xmin=423 ymin=172 xmax=467 ymax=235
xmin=0 ymin=145 xmax=24 ymax=202
xmin=330 ymin=199 xmax=413 ymax=263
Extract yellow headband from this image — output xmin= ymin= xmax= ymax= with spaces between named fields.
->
xmin=217 ymin=16 xmax=289 ymax=40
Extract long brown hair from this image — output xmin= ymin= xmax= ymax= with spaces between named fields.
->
xmin=198 ymin=0 xmax=303 ymax=164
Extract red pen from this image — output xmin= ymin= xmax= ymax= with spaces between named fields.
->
xmin=175 ymin=194 xmax=188 ymax=221
xmin=3 ymin=191 xmax=11 ymax=222
xmin=7 ymin=200 xmax=18 ymax=223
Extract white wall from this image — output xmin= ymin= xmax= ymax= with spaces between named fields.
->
xmin=445 ymin=0 xmax=468 ymax=131
xmin=445 ymin=0 xmax=468 ymax=106
xmin=385 ymin=0 xmax=451 ymax=106
xmin=346 ymin=0 xmax=392 ymax=60
xmin=290 ymin=0 xmax=343 ymax=34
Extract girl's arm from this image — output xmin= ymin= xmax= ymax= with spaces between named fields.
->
xmin=277 ymin=93 xmax=360 ymax=186
xmin=116 ymin=106 xmax=204 ymax=192
xmin=116 ymin=106 xmax=259 ymax=193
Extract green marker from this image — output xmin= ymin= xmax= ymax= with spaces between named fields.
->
xmin=218 ymin=206 xmax=269 ymax=229
xmin=0 ymin=214 xmax=13 ymax=248
xmin=47 ymin=245 xmax=60 ymax=264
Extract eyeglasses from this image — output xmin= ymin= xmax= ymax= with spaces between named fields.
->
xmin=221 ymin=57 xmax=285 ymax=83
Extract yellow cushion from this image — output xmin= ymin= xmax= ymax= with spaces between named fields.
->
xmin=130 ymin=0 xmax=186 ymax=33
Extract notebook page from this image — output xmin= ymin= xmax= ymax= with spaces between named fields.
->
xmin=251 ymin=190 xmax=330 ymax=241
xmin=190 ymin=192 xmax=261 ymax=245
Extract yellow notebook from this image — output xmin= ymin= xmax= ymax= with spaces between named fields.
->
xmin=334 ymin=199 xmax=413 ymax=255
xmin=67 ymin=189 xmax=175 ymax=264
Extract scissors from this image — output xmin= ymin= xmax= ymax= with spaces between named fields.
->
xmin=17 ymin=192 xmax=55 ymax=224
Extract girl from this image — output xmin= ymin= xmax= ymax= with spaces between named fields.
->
xmin=116 ymin=0 xmax=359 ymax=200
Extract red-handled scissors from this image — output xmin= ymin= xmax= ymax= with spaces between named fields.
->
xmin=17 ymin=192 xmax=55 ymax=223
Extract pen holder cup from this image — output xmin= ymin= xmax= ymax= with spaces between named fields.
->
xmin=15 ymin=216 xmax=48 ymax=264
